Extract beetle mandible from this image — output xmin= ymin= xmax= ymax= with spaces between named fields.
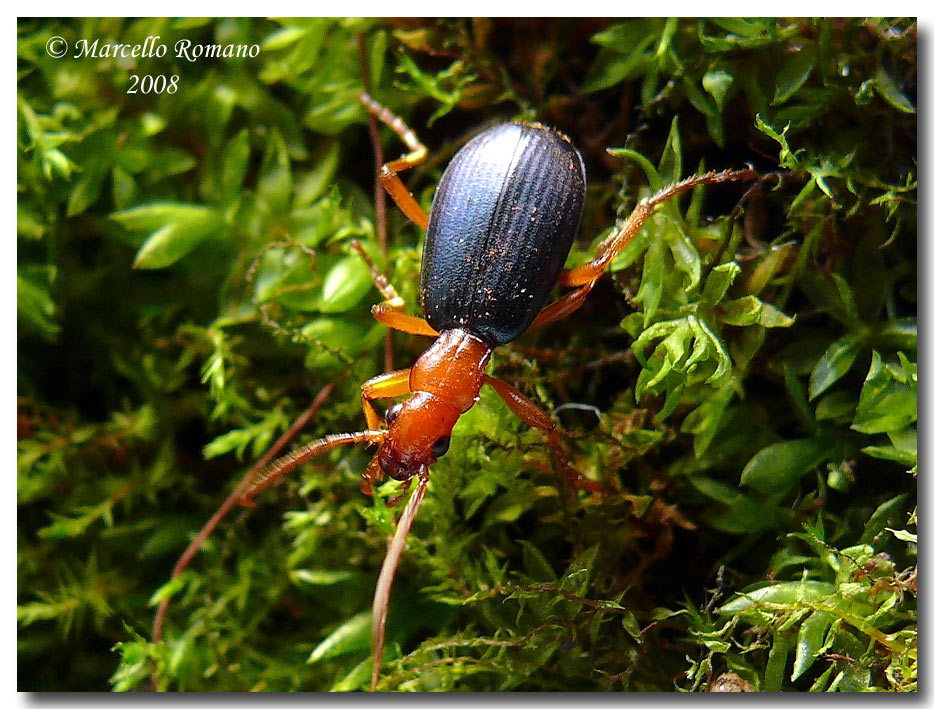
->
xmin=165 ymin=93 xmax=757 ymax=691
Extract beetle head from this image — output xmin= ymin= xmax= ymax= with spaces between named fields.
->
xmin=376 ymin=392 xmax=458 ymax=480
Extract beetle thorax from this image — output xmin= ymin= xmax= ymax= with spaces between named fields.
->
xmin=409 ymin=328 xmax=493 ymax=412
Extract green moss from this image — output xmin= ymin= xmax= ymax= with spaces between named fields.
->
xmin=18 ymin=18 xmax=915 ymax=692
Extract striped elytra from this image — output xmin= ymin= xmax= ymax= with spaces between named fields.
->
xmin=420 ymin=122 xmax=586 ymax=347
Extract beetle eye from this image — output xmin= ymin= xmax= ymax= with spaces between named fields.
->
xmin=385 ymin=403 xmax=403 ymax=426
xmin=431 ymin=436 xmax=450 ymax=459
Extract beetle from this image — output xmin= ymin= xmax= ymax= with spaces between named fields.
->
xmin=156 ymin=92 xmax=756 ymax=691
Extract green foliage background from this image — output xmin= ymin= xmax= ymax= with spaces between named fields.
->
xmin=18 ymin=18 xmax=916 ymax=692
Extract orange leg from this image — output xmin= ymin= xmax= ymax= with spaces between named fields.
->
xmin=359 ymin=369 xmax=413 ymax=495
xmin=371 ymin=304 xmax=439 ymax=337
xmin=561 ymin=168 xmax=756 ymax=289
xmin=350 ymin=240 xmax=439 ymax=337
xmin=361 ymin=369 xmax=412 ymax=430
xmin=528 ymin=281 xmax=595 ymax=330
xmin=360 ymin=92 xmax=430 ymax=229
xmin=483 ymin=375 xmax=603 ymax=494
xmin=531 ymin=168 xmax=758 ymax=329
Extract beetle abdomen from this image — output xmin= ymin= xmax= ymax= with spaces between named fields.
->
xmin=420 ymin=123 xmax=586 ymax=347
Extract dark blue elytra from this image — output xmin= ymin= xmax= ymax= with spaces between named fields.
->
xmin=420 ymin=122 xmax=587 ymax=347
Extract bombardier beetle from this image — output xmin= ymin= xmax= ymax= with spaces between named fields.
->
xmin=158 ymin=92 xmax=756 ymax=691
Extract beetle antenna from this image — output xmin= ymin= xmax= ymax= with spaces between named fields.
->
xmin=241 ymin=430 xmax=386 ymax=506
xmin=153 ymin=384 xmax=339 ymax=687
xmin=371 ymin=469 xmax=430 ymax=691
